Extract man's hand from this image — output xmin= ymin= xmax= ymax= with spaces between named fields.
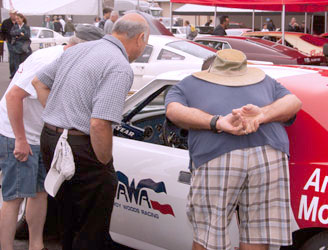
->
xmin=216 ymin=113 xmax=247 ymax=135
xmin=232 ymin=104 xmax=263 ymax=134
xmin=14 ymin=139 xmax=33 ymax=162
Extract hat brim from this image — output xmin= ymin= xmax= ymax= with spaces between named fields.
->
xmin=192 ymin=67 xmax=265 ymax=87
xmin=44 ymin=167 xmax=66 ymax=197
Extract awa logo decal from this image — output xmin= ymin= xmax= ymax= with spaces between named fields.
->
xmin=115 ymin=171 xmax=175 ymax=219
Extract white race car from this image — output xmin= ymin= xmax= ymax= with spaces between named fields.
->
xmin=130 ymin=35 xmax=215 ymax=92
xmin=30 ymin=27 xmax=70 ymax=52
xmin=2 ymin=64 xmax=328 ymax=250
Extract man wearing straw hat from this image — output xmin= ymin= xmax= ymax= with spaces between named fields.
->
xmin=165 ymin=49 xmax=302 ymax=250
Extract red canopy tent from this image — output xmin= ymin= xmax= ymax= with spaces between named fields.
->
xmin=170 ymin=0 xmax=328 ymax=12
xmin=169 ymin=0 xmax=328 ymax=43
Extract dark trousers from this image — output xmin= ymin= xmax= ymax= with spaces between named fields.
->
xmin=40 ymin=126 xmax=118 ymax=250
xmin=12 ymin=50 xmax=31 ymax=76
xmin=7 ymin=43 xmax=15 ymax=78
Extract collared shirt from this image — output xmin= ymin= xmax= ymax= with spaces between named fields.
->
xmin=0 ymin=45 xmax=65 ymax=145
xmin=36 ymin=35 xmax=133 ymax=135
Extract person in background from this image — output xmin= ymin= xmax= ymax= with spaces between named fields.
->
xmin=0 ymin=24 xmax=104 ymax=250
xmin=261 ymin=23 xmax=269 ymax=32
xmin=287 ymin=17 xmax=299 ymax=32
xmin=64 ymin=18 xmax=75 ymax=37
xmin=104 ymin=11 xmax=119 ymax=34
xmin=299 ymin=20 xmax=309 ymax=33
xmin=98 ymin=8 xmax=112 ymax=30
xmin=53 ymin=17 xmax=62 ymax=34
xmin=205 ymin=19 xmax=212 ymax=26
xmin=94 ymin=16 xmax=100 ymax=27
xmin=10 ymin=13 xmax=32 ymax=76
xmin=42 ymin=16 xmax=54 ymax=30
xmin=212 ymin=16 xmax=229 ymax=36
xmin=59 ymin=16 xmax=66 ymax=35
xmin=1 ymin=9 xmax=17 ymax=79
xmin=266 ymin=18 xmax=276 ymax=31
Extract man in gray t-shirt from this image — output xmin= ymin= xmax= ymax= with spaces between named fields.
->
xmin=32 ymin=13 xmax=149 ymax=250
xmin=165 ymin=49 xmax=302 ymax=250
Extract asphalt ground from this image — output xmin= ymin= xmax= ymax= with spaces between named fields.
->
xmin=0 ymin=62 xmax=133 ymax=250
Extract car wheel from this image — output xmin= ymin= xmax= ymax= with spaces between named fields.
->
xmin=300 ymin=231 xmax=328 ymax=250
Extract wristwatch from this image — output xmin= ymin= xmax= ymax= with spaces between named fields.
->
xmin=210 ymin=115 xmax=222 ymax=133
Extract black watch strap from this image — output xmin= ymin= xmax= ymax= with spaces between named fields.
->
xmin=210 ymin=115 xmax=221 ymax=133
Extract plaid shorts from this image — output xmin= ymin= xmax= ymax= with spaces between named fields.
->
xmin=187 ymin=145 xmax=292 ymax=250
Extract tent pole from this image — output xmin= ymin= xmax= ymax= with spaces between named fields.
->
xmin=252 ymin=9 xmax=255 ymax=31
xmin=325 ymin=11 xmax=327 ymax=33
xmin=170 ymin=1 xmax=173 ymax=32
xmin=98 ymin=0 xmax=103 ymax=18
xmin=311 ymin=14 xmax=314 ymax=34
xmin=214 ymin=6 xmax=217 ymax=27
xmin=304 ymin=12 xmax=307 ymax=33
xmin=281 ymin=4 xmax=285 ymax=45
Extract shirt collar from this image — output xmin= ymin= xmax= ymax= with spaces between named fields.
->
xmin=102 ymin=35 xmax=129 ymax=61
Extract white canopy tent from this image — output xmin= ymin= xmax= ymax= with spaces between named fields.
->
xmin=2 ymin=0 xmax=100 ymax=16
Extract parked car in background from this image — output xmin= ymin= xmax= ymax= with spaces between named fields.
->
xmin=194 ymin=36 xmax=327 ymax=65
xmin=243 ymin=31 xmax=328 ymax=56
xmin=225 ymin=28 xmax=251 ymax=36
xmin=130 ymin=35 xmax=215 ymax=92
xmin=30 ymin=27 xmax=70 ymax=52
xmin=167 ymin=26 xmax=186 ymax=39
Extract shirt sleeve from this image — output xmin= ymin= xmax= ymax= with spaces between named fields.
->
xmin=273 ymin=78 xmax=291 ymax=100
xmin=165 ymin=81 xmax=188 ymax=108
xmin=91 ymin=70 xmax=133 ymax=124
xmin=35 ymin=57 xmax=61 ymax=89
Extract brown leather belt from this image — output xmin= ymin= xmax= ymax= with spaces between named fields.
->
xmin=45 ymin=123 xmax=86 ymax=136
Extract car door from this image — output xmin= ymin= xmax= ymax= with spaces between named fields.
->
xmin=110 ymin=85 xmax=193 ymax=250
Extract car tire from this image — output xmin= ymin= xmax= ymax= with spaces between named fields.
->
xmin=300 ymin=231 xmax=328 ymax=250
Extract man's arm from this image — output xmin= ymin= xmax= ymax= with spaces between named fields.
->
xmin=233 ymin=94 xmax=302 ymax=133
xmin=6 ymin=86 xmax=33 ymax=162
xmin=90 ymin=118 xmax=112 ymax=165
xmin=32 ymin=76 xmax=50 ymax=107
xmin=166 ymin=102 xmax=247 ymax=135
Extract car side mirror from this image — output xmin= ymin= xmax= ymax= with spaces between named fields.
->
xmin=323 ymin=43 xmax=328 ymax=57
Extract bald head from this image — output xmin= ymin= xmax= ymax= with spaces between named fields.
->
xmin=112 ymin=13 xmax=149 ymax=41
xmin=112 ymin=13 xmax=150 ymax=63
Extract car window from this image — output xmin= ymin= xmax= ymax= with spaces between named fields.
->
xmin=135 ymin=45 xmax=153 ymax=63
xmin=196 ymin=40 xmax=231 ymax=50
xmin=158 ymin=49 xmax=185 ymax=60
xmin=39 ymin=30 xmax=54 ymax=38
xmin=166 ymin=40 xmax=215 ymax=59
xmin=31 ymin=29 xmax=38 ymax=38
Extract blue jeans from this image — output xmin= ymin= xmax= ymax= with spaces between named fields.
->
xmin=0 ymin=134 xmax=46 ymax=201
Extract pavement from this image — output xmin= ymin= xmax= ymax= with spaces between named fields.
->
xmin=0 ymin=62 xmax=133 ymax=250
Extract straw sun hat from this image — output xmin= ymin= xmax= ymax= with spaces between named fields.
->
xmin=193 ymin=49 xmax=265 ymax=86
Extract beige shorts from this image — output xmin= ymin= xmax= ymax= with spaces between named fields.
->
xmin=187 ymin=145 xmax=292 ymax=250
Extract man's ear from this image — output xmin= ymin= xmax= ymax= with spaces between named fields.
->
xmin=137 ymin=32 xmax=145 ymax=46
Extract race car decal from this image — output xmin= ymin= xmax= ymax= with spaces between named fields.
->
xmin=116 ymin=171 xmax=175 ymax=217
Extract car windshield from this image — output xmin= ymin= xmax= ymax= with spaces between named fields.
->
xmin=31 ymin=29 xmax=38 ymax=38
xmin=166 ymin=41 xmax=215 ymax=59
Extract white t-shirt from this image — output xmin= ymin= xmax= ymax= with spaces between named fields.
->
xmin=0 ymin=45 xmax=65 ymax=145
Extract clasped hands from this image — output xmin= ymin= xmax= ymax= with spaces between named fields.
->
xmin=216 ymin=104 xmax=265 ymax=136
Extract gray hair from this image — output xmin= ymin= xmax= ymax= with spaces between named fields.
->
xmin=112 ymin=18 xmax=149 ymax=41
xmin=68 ymin=36 xmax=86 ymax=45
xmin=111 ymin=11 xmax=119 ymax=18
